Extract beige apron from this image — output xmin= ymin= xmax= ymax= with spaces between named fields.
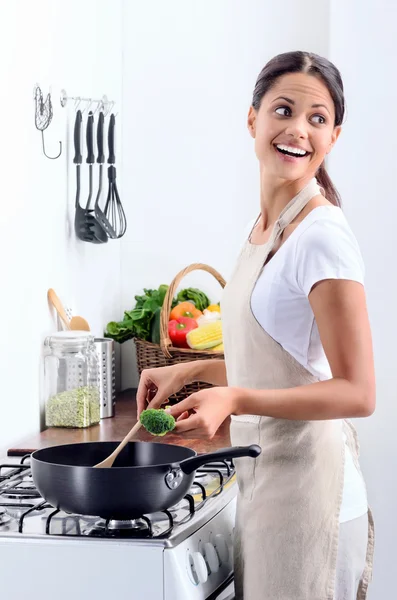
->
xmin=221 ymin=178 xmax=374 ymax=600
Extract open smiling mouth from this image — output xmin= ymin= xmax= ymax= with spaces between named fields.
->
xmin=274 ymin=144 xmax=311 ymax=158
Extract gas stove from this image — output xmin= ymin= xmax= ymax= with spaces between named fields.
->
xmin=0 ymin=453 xmax=236 ymax=600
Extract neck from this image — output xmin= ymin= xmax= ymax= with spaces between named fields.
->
xmin=259 ymin=169 xmax=315 ymax=230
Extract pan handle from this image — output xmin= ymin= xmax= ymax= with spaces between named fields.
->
xmin=179 ymin=444 xmax=261 ymax=475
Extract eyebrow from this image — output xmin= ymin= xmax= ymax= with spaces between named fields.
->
xmin=273 ymin=96 xmax=331 ymax=115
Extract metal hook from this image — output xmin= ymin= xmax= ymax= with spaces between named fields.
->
xmin=41 ymin=131 xmax=62 ymax=160
xmin=106 ymin=101 xmax=115 ymax=117
xmin=93 ymin=99 xmax=102 ymax=115
xmin=74 ymin=97 xmax=82 ymax=111
xmin=82 ymin=99 xmax=94 ymax=115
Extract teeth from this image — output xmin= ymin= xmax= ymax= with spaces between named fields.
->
xmin=276 ymin=144 xmax=308 ymax=156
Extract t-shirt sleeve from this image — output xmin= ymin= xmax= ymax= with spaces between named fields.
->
xmin=294 ymin=217 xmax=365 ymax=297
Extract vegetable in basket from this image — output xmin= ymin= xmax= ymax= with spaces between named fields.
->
xmin=169 ymin=301 xmax=202 ymax=321
xmin=168 ymin=316 xmax=198 ymax=348
xmin=175 ymin=288 xmax=211 ymax=312
xmin=197 ymin=308 xmax=221 ymax=326
xmin=186 ymin=321 xmax=223 ymax=350
xmin=206 ymin=304 xmax=221 ymax=313
xmin=105 ymin=283 xmax=215 ymax=346
xmin=105 ymin=285 xmax=176 ymax=344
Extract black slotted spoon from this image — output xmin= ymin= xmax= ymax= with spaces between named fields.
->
xmin=85 ymin=112 xmax=108 ymax=244
xmin=94 ymin=112 xmax=117 ymax=238
xmin=73 ymin=111 xmax=107 ymax=244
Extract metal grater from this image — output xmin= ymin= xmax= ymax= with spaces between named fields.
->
xmin=94 ymin=338 xmax=116 ymax=419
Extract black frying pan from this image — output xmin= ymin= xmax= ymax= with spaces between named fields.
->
xmin=31 ymin=441 xmax=261 ymax=519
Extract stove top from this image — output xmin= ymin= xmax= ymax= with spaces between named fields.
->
xmin=0 ymin=453 xmax=237 ymax=547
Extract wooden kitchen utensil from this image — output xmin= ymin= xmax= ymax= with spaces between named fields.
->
xmin=94 ymin=421 xmax=143 ymax=468
xmin=48 ymin=289 xmax=91 ymax=331
xmin=47 ymin=289 xmax=71 ymax=330
xmin=70 ymin=315 xmax=90 ymax=331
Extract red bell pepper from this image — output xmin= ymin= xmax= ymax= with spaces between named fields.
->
xmin=168 ymin=317 xmax=198 ymax=348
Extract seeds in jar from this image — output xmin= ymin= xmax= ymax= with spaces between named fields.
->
xmin=46 ymin=386 xmax=100 ymax=428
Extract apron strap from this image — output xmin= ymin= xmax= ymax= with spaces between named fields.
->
xmin=266 ymin=178 xmax=322 ymax=250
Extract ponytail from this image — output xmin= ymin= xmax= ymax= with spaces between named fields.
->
xmin=316 ymin=163 xmax=342 ymax=208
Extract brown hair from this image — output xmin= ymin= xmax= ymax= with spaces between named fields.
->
xmin=252 ymin=51 xmax=345 ymax=207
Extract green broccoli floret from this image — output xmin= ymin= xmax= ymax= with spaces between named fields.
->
xmin=139 ymin=408 xmax=176 ymax=436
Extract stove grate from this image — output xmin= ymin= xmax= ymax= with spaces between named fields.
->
xmin=0 ymin=455 xmax=235 ymax=538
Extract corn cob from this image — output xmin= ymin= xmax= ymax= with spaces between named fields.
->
xmin=212 ymin=342 xmax=224 ymax=352
xmin=186 ymin=321 xmax=223 ymax=350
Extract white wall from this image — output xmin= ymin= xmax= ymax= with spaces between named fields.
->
xmin=120 ymin=0 xmax=330 ymax=388
xmin=329 ymin=2 xmax=396 ymax=596
xmin=0 ymin=0 xmax=123 ymax=455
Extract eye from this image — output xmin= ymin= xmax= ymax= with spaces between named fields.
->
xmin=275 ymin=106 xmax=291 ymax=117
xmin=311 ymin=114 xmax=326 ymax=125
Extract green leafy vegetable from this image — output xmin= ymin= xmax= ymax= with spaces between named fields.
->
xmin=176 ymin=288 xmax=210 ymax=312
xmin=105 ymin=285 xmax=173 ymax=344
xmin=150 ymin=306 xmax=162 ymax=345
xmin=140 ymin=408 xmax=176 ymax=436
xmin=104 ymin=284 xmax=211 ymax=345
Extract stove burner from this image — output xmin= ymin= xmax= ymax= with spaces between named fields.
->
xmin=2 ymin=480 xmax=41 ymax=501
xmin=84 ymin=518 xmax=152 ymax=538
xmin=108 ymin=519 xmax=148 ymax=531
xmin=0 ymin=506 xmax=11 ymax=526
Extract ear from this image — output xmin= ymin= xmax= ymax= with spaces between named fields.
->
xmin=327 ymin=125 xmax=342 ymax=154
xmin=247 ymin=106 xmax=257 ymax=139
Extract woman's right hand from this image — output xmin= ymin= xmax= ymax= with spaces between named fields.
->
xmin=136 ymin=364 xmax=189 ymax=418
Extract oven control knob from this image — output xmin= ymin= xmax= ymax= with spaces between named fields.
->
xmin=204 ymin=542 xmax=220 ymax=573
xmin=191 ymin=551 xmax=208 ymax=584
xmin=214 ymin=534 xmax=229 ymax=564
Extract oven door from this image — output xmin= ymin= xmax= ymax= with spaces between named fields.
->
xmin=207 ymin=574 xmax=235 ymax=600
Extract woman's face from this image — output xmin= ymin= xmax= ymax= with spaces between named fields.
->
xmin=247 ymin=72 xmax=341 ymax=182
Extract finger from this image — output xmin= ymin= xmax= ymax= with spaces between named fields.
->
xmin=173 ymin=413 xmax=201 ymax=433
xmin=166 ymin=395 xmax=197 ymax=419
xmin=147 ymin=392 xmax=169 ymax=411
xmin=147 ymin=386 xmax=158 ymax=402
xmin=176 ymin=411 xmax=190 ymax=422
xmin=136 ymin=374 xmax=151 ymax=416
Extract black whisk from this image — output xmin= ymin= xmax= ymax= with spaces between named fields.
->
xmin=104 ymin=114 xmax=127 ymax=239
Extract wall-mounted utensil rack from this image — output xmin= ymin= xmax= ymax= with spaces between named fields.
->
xmin=60 ymin=90 xmax=115 ymax=116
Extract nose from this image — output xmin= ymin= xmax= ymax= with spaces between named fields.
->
xmin=284 ymin=116 xmax=308 ymax=140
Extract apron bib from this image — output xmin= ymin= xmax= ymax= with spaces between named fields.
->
xmin=221 ymin=178 xmax=374 ymax=600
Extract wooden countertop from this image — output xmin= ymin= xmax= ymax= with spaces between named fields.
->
xmin=7 ymin=389 xmax=231 ymax=456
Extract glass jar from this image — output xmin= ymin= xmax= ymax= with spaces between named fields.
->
xmin=44 ymin=331 xmax=100 ymax=428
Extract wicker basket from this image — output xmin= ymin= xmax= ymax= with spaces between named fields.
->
xmin=134 ymin=263 xmax=226 ymax=402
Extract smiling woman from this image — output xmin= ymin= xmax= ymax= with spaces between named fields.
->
xmin=248 ymin=52 xmax=344 ymax=211
xmin=136 ymin=51 xmax=375 ymax=600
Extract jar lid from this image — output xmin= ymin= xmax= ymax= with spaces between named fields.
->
xmin=45 ymin=331 xmax=94 ymax=349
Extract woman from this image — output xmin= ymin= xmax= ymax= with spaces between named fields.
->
xmin=137 ymin=51 xmax=375 ymax=600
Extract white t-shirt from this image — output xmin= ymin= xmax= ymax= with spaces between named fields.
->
xmin=248 ymin=205 xmax=368 ymax=523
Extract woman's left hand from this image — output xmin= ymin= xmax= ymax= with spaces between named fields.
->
xmin=166 ymin=387 xmax=240 ymax=438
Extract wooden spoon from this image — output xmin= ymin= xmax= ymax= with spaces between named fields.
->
xmin=70 ymin=315 xmax=90 ymax=331
xmin=47 ymin=288 xmax=71 ymax=330
xmin=47 ymin=289 xmax=91 ymax=331
xmin=94 ymin=421 xmax=143 ymax=468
